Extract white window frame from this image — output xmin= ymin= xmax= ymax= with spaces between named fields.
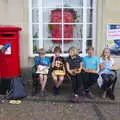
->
xmin=29 ymin=0 xmax=97 ymax=57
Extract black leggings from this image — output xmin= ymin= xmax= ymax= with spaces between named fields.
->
xmin=70 ymin=73 xmax=82 ymax=94
xmin=101 ymin=73 xmax=116 ymax=91
xmin=82 ymin=72 xmax=99 ymax=92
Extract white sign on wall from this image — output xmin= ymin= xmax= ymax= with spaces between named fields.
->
xmin=107 ymin=24 xmax=120 ymax=56
xmin=107 ymin=24 xmax=120 ymax=40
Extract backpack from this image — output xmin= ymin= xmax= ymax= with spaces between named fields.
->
xmin=7 ymin=77 xmax=27 ymax=100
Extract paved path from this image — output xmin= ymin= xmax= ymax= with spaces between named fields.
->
xmin=0 ymin=93 xmax=120 ymax=120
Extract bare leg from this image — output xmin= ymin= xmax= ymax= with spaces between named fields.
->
xmin=39 ymin=74 xmax=47 ymax=97
xmin=39 ymin=74 xmax=44 ymax=89
xmin=41 ymin=75 xmax=47 ymax=90
xmin=56 ymin=76 xmax=64 ymax=88
xmin=52 ymin=72 xmax=58 ymax=86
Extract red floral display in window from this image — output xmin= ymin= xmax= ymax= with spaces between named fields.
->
xmin=50 ymin=9 xmax=77 ymax=43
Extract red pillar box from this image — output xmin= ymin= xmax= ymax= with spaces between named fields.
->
xmin=0 ymin=26 xmax=22 ymax=79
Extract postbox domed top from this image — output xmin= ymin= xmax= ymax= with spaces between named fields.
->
xmin=0 ymin=26 xmax=22 ymax=31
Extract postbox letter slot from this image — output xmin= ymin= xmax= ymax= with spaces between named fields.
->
xmin=1 ymin=33 xmax=15 ymax=37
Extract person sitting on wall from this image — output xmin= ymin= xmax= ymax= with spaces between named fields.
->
xmin=66 ymin=47 xmax=83 ymax=102
xmin=51 ymin=46 xmax=66 ymax=96
xmin=33 ymin=48 xmax=51 ymax=97
xmin=99 ymin=48 xmax=117 ymax=100
xmin=82 ymin=47 xmax=100 ymax=99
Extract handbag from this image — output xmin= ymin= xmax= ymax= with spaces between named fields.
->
xmin=97 ymin=75 xmax=103 ymax=88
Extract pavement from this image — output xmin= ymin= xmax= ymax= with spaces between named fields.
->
xmin=0 ymin=81 xmax=120 ymax=120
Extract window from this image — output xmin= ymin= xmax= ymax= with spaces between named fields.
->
xmin=29 ymin=0 xmax=97 ymax=56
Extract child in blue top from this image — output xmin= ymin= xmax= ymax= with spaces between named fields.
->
xmin=34 ymin=48 xmax=51 ymax=97
xmin=82 ymin=47 xmax=100 ymax=98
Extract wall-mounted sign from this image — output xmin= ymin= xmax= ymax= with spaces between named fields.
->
xmin=107 ymin=24 xmax=120 ymax=56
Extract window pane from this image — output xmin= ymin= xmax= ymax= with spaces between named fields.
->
xmin=33 ymin=40 xmax=39 ymax=53
xmin=63 ymin=0 xmax=83 ymax=7
xmin=87 ymin=9 xmax=93 ymax=23
xmin=63 ymin=40 xmax=82 ymax=53
xmin=43 ymin=0 xmax=62 ymax=8
xmin=43 ymin=40 xmax=62 ymax=53
xmin=86 ymin=40 xmax=93 ymax=49
xmin=87 ymin=0 xmax=93 ymax=8
xmin=43 ymin=24 xmax=50 ymax=39
xmin=63 ymin=24 xmax=73 ymax=39
xmin=73 ymin=24 xmax=83 ymax=38
xmin=87 ymin=24 xmax=92 ymax=38
xmin=43 ymin=24 xmax=62 ymax=39
xmin=43 ymin=8 xmax=62 ymax=23
xmin=32 ymin=8 xmax=39 ymax=23
xmin=64 ymin=24 xmax=83 ymax=39
xmin=63 ymin=8 xmax=83 ymax=23
xmin=32 ymin=24 xmax=39 ymax=38
xmin=32 ymin=0 xmax=39 ymax=7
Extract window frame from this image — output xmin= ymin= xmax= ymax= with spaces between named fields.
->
xmin=29 ymin=0 xmax=97 ymax=57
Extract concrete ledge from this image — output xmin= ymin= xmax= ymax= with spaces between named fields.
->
xmin=21 ymin=67 xmax=120 ymax=88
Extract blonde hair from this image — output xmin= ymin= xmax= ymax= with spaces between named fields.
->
xmin=39 ymin=48 xmax=45 ymax=54
xmin=101 ymin=48 xmax=111 ymax=60
xmin=68 ymin=47 xmax=78 ymax=56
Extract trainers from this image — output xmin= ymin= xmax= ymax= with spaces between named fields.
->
xmin=31 ymin=88 xmax=37 ymax=96
xmin=85 ymin=92 xmax=94 ymax=99
xmin=53 ymin=87 xmax=60 ymax=96
xmin=71 ymin=94 xmax=80 ymax=103
xmin=101 ymin=91 xmax=106 ymax=99
xmin=106 ymin=88 xmax=115 ymax=100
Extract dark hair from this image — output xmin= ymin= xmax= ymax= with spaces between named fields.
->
xmin=86 ymin=47 xmax=94 ymax=52
xmin=54 ymin=46 xmax=62 ymax=53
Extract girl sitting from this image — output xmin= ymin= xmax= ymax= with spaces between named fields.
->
xmin=51 ymin=47 xmax=66 ymax=95
xmin=66 ymin=47 xmax=83 ymax=102
xmin=99 ymin=48 xmax=116 ymax=100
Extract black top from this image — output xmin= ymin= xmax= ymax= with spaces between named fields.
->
xmin=67 ymin=55 xmax=82 ymax=69
xmin=51 ymin=56 xmax=65 ymax=71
